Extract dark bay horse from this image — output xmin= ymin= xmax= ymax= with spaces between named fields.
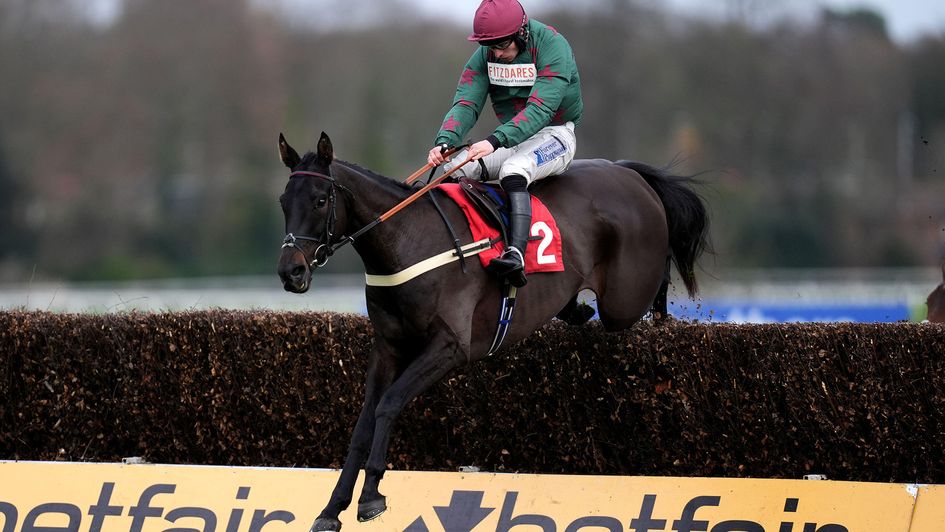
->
xmin=276 ymin=132 xmax=709 ymax=532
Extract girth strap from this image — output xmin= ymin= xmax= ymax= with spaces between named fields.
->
xmin=428 ymin=189 xmax=467 ymax=274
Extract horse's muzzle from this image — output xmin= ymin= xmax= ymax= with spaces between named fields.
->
xmin=278 ymin=252 xmax=312 ymax=293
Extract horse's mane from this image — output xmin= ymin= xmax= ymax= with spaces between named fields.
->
xmin=301 ymin=153 xmax=413 ymax=193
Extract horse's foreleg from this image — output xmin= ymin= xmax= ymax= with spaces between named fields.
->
xmin=356 ymin=338 xmax=463 ymax=521
xmin=312 ymin=351 xmax=394 ymax=532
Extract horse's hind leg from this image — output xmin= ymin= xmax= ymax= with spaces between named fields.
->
xmin=311 ymin=348 xmax=395 ymax=532
xmin=556 ymin=293 xmax=596 ymax=326
xmin=357 ymin=335 xmax=464 ymax=521
xmin=596 ymin=253 xmax=665 ymax=331
xmin=651 ymin=256 xmax=672 ymax=321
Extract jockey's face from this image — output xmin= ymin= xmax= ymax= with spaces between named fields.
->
xmin=490 ymin=39 xmax=519 ymax=63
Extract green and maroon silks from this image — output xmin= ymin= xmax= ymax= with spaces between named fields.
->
xmin=435 ymin=19 xmax=583 ymax=150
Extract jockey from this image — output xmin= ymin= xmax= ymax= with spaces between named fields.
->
xmin=428 ymin=0 xmax=583 ymax=287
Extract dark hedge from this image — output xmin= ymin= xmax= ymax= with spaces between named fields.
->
xmin=1 ymin=310 xmax=944 ymax=483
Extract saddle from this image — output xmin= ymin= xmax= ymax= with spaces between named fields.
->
xmin=437 ymin=179 xmax=564 ymax=274
xmin=456 ymin=177 xmax=511 ymax=245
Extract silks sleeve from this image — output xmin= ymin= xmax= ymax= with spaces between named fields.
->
xmin=434 ymin=49 xmax=489 ymax=147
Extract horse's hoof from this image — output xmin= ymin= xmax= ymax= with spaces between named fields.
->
xmin=310 ymin=517 xmax=342 ymax=532
xmin=566 ymin=302 xmax=596 ymax=326
xmin=357 ymin=497 xmax=387 ymax=522
xmin=653 ymin=312 xmax=676 ymax=324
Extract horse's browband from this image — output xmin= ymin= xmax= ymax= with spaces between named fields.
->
xmin=290 ymin=170 xmax=333 ymax=180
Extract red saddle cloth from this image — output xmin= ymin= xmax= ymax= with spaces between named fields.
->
xmin=438 ymin=184 xmax=564 ymax=273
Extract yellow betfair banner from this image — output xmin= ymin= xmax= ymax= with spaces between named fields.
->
xmin=910 ymin=485 xmax=945 ymax=531
xmin=0 ymin=461 xmax=937 ymax=532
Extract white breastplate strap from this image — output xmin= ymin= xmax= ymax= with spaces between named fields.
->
xmin=364 ymin=238 xmax=494 ymax=287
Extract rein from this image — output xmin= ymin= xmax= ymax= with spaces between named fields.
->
xmin=281 ymin=154 xmax=475 ymax=268
xmin=403 ymin=145 xmax=465 ymax=185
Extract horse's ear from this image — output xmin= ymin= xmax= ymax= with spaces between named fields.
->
xmin=279 ymin=133 xmax=301 ymax=169
xmin=316 ymin=131 xmax=334 ymax=166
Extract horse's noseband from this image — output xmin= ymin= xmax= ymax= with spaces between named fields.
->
xmin=281 ymin=170 xmax=347 ymax=269
xmin=282 ymin=232 xmax=330 ymax=268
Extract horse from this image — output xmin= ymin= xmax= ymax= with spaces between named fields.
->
xmin=276 ymin=132 xmax=710 ymax=532
xmin=928 ymin=261 xmax=945 ymax=323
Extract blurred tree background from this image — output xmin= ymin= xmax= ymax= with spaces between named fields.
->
xmin=0 ymin=0 xmax=943 ymax=282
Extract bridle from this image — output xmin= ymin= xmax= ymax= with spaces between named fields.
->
xmin=281 ymin=170 xmax=350 ymax=269
xmin=281 ymin=151 xmax=475 ymax=270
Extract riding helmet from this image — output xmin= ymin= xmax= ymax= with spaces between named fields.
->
xmin=467 ymin=0 xmax=528 ymax=42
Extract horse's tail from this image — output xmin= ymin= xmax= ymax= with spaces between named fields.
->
xmin=616 ymin=160 xmax=710 ymax=298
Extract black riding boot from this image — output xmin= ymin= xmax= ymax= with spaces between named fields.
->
xmin=487 ymin=185 xmax=531 ymax=287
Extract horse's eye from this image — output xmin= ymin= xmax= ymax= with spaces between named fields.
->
xmin=316 ymin=197 xmax=328 ymax=208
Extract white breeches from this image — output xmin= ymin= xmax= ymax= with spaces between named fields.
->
xmin=444 ymin=122 xmax=577 ymax=185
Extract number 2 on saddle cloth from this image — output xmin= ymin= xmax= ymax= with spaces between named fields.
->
xmin=437 ymin=178 xmax=564 ymax=273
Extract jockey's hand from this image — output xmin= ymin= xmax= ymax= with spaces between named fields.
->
xmin=428 ymin=144 xmax=450 ymax=166
xmin=468 ymin=139 xmax=495 ymax=161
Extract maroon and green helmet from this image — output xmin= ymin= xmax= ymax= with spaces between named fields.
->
xmin=467 ymin=0 xmax=528 ymax=42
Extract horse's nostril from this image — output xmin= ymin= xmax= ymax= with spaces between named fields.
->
xmin=291 ymin=265 xmax=306 ymax=279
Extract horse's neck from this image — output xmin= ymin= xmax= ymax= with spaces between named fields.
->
xmin=334 ymin=164 xmax=408 ymax=223
xmin=334 ymin=164 xmax=414 ymax=267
